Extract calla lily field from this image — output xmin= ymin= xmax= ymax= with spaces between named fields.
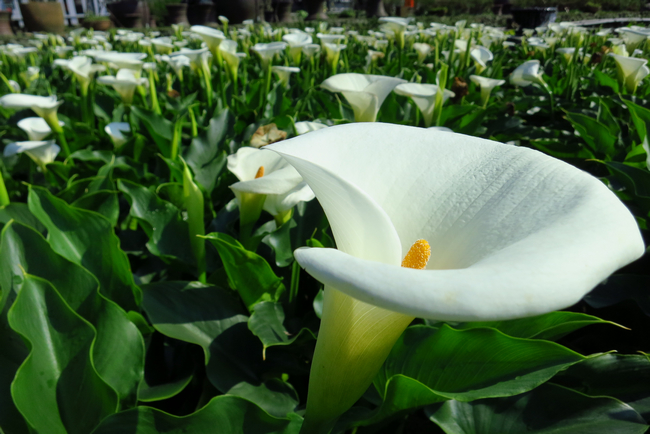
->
xmin=1 ymin=16 xmax=650 ymax=434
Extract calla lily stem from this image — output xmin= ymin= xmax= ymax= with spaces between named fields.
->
xmin=0 ymin=168 xmax=10 ymax=206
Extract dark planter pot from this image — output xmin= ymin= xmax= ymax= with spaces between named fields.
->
xmin=0 ymin=10 xmax=13 ymax=36
xmin=492 ymin=0 xmax=511 ymax=15
xmin=107 ymin=0 xmax=150 ymax=27
xmin=166 ymin=3 xmax=188 ymax=25
xmin=82 ymin=18 xmax=112 ymax=30
xmin=187 ymin=3 xmax=214 ymax=25
xmin=304 ymin=0 xmax=326 ymax=20
xmin=511 ymin=7 xmax=557 ymax=30
xmin=273 ymin=0 xmax=292 ymax=22
xmin=20 ymin=2 xmax=65 ymax=34
xmin=213 ymin=0 xmax=257 ymax=24
xmin=366 ymin=0 xmax=387 ymax=17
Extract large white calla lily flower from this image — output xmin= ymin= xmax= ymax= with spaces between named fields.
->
xmin=219 ymin=40 xmax=246 ymax=81
xmin=295 ymin=121 xmax=328 ymax=135
xmin=509 ymin=59 xmax=545 ymax=87
xmin=97 ymin=69 xmax=148 ymax=105
xmin=272 ymin=66 xmax=300 ymax=87
xmin=17 ymin=117 xmax=63 ymax=141
xmin=412 ymin=42 xmax=432 ymax=63
xmin=252 ymin=42 xmax=288 ymax=69
xmin=267 ymin=123 xmax=644 ymax=431
xmin=321 ymin=73 xmax=406 ymax=122
xmin=469 ymin=45 xmax=493 ymax=74
xmin=609 ymin=53 xmax=650 ymax=93
xmin=394 ymin=82 xmax=454 ymax=127
xmin=4 ymin=140 xmax=60 ymax=169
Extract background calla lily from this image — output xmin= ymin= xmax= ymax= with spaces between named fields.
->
xmin=4 ymin=140 xmax=60 ymax=170
xmin=509 ymin=59 xmax=545 ymax=87
xmin=609 ymin=53 xmax=649 ymax=93
xmin=267 ymin=123 xmax=644 ymax=432
xmin=97 ymin=69 xmax=148 ymax=105
xmin=321 ymin=73 xmax=406 ymax=122
xmin=469 ymin=74 xmax=505 ymax=107
xmin=104 ymin=122 xmax=131 ymax=148
xmin=394 ymin=82 xmax=454 ymax=127
xmin=17 ymin=117 xmax=63 ymax=141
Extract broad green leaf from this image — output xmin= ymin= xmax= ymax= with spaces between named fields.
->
xmin=454 ymin=311 xmax=619 ymax=341
xmin=118 ymin=179 xmax=194 ymax=265
xmin=8 ymin=275 xmax=118 ymax=434
xmin=184 ymin=109 xmax=232 ymax=194
xmin=130 ymin=106 xmax=173 ymax=157
xmin=594 ymin=69 xmax=620 ymax=93
xmin=623 ymin=98 xmax=650 ymax=145
xmin=71 ymin=190 xmax=119 ymax=227
xmin=0 ymin=203 xmax=46 ymax=235
xmin=0 ymin=301 xmax=29 ymax=434
xmin=427 ymin=383 xmax=647 ymax=434
xmin=565 ymin=111 xmax=617 ymax=158
xmin=141 ymin=281 xmax=298 ymax=416
xmin=205 ymin=232 xmax=285 ymax=311
xmin=27 ymin=186 xmax=141 ymax=310
xmin=248 ymin=301 xmax=316 ymax=354
xmin=181 ymin=159 xmax=206 ymax=282
xmin=605 ymin=161 xmax=650 ymax=212
xmin=137 ymin=373 xmax=193 ymax=403
xmin=554 ymin=353 xmax=650 ymax=421
xmin=338 ymin=325 xmax=585 ymax=428
xmin=262 ymin=219 xmax=297 ymax=267
xmin=92 ymin=395 xmax=302 ymax=434
xmin=0 ymin=221 xmax=144 ymax=404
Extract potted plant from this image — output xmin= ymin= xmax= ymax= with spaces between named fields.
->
xmin=19 ymin=0 xmax=65 ymax=33
xmin=187 ymin=0 xmax=213 ymax=25
xmin=106 ymin=0 xmax=151 ymax=28
xmin=82 ymin=12 xmax=112 ymax=30
xmin=165 ymin=0 xmax=188 ymax=25
xmin=511 ymin=0 xmax=558 ymax=30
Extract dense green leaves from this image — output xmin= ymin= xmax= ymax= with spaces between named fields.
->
xmin=427 ymin=383 xmax=648 ymax=434
xmin=8 ymin=275 xmax=118 ymax=434
xmin=93 ymin=395 xmax=302 ymax=434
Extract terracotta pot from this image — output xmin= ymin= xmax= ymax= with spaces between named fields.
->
xmin=366 ymin=0 xmax=387 ymax=17
xmin=82 ymin=18 xmax=112 ymax=30
xmin=304 ymin=0 xmax=326 ymax=20
xmin=20 ymin=2 xmax=65 ymax=34
xmin=0 ymin=10 xmax=13 ymax=36
xmin=213 ymin=0 xmax=257 ymax=24
xmin=187 ymin=3 xmax=214 ymax=25
xmin=166 ymin=3 xmax=188 ymax=25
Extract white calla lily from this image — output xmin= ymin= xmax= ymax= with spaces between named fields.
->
xmin=267 ymin=122 xmax=644 ymax=431
xmin=151 ymin=37 xmax=174 ymax=54
xmin=302 ymin=44 xmax=321 ymax=58
xmin=219 ymin=40 xmax=245 ymax=81
xmin=412 ymin=43 xmax=432 ymax=63
xmin=104 ymin=122 xmax=131 ymax=148
xmin=283 ymin=32 xmax=313 ymax=64
xmin=67 ymin=56 xmax=106 ymax=95
xmin=97 ymin=69 xmax=148 ymax=105
xmin=4 ymin=140 xmax=60 ymax=169
xmin=379 ymin=17 xmax=410 ymax=48
xmin=609 ymin=53 xmax=650 ymax=93
xmin=17 ymin=117 xmax=63 ymax=141
xmin=93 ymin=52 xmax=146 ymax=71
xmin=469 ymin=75 xmax=506 ymax=107
xmin=509 ymin=59 xmax=545 ymax=87
xmin=272 ymin=66 xmax=300 ymax=87
xmin=295 ymin=121 xmax=328 ymax=135
xmin=252 ymin=42 xmax=288 ymax=69
xmin=394 ymin=82 xmax=454 ymax=127
xmin=469 ymin=45 xmax=493 ymax=74
xmin=228 ymin=147 xmax=314 ymax=226
xmin=190 ymin=25 xmax=226 ymax=58
xmin=0 ymin=94 xmax=65 ymax=139
xmin=323 ymin=43 xmax=346 ymax=72
xmin=321 ymin=73 xmax=406 ymax=122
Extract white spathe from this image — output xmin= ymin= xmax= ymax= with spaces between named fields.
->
xmin=227 ymin=147 xmax=314 ymax=219
xmin=252 ymin=42 xmax=288 ymax=69
xmin=509 ymin=59 xmax=545 ymax=87
xmin=394 ymin=82 xmax=454 ymax=127
xmin=4 ymin=140 xmax=60 ymax=167
xmin=17 ymin=117 xmax=63 ymax=141
xmin=0 ymin=94 xmax=64 ymax=127
xmin=190 ymin=25 xmax=226 ymax=56
xmin=272 ymin=66 xmax=300 ymax=87
xmin=105 ymin=122 xmax=131 ymax=148
xmin=93 ymin=52 xmax=147 ymax=70
xmin=295 ymin=121 xmax=328 ymax=135
xmin=321 ymin=73 xmax=406 ymax=122
xmin=266 ymin=122 xmax=644 ymax=428
xmin=97 ymin=69 xmax=148 ymax=105
xmin=469 ymin=74 xmax=506 ymax=106
xmin=609 ymin=53 xmax=650 ymax=93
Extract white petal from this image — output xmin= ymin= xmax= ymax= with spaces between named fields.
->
xmin=226 ymin=146 xmax=288 ymax=182
xmin=268 ymin=123 xmax=644 ymax=321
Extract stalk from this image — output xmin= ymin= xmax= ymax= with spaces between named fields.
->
xmin=0 ymin=168 xmax=10 ymax=206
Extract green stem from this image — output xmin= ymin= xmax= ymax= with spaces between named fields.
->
xmin=149 ymin=69 xmax=161 ymax=115
xmin=188 ymin=107 xmax=198 ymax=137
xmin=57 ymin=131 xmax=71 ymax=158
xmin=0 ymin=167 xmax=10 ymax=206
xmin=170 ymin=114 xmax=185 ymax=161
